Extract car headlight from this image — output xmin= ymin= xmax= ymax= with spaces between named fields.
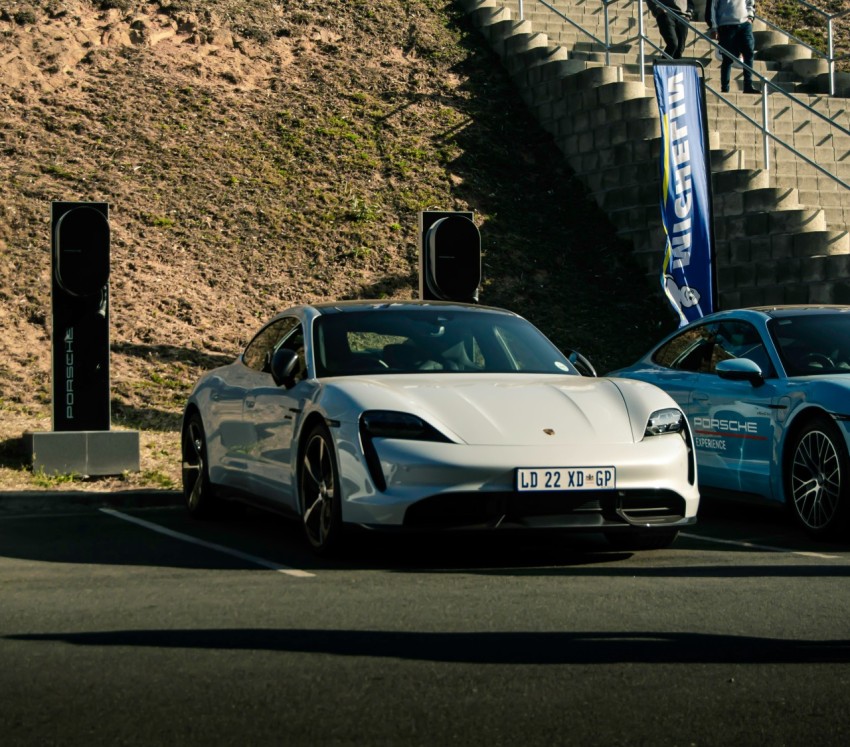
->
xmin=360 ymin=411 xmax=451 ymax=442
xmin=644 ymin=408 xmax=685 ymax=437
xmin=359 ymin=411 xmax=451 ymax=492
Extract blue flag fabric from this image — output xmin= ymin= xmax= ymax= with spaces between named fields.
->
xmin=653 ymin=62 xmax=715 ymax=326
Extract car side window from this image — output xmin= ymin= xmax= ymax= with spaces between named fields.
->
xmin=653 ymin=324 xmax=717 ymax=372
xmin=714 ymin=321 xmax=775 ymax=377
xmin=277 ymin=325 xmax=307 ymax=382
xmin=242 ymin=317 xmax=299 ymax=372
xmin=653 ymin=321 xmax=774 ymax=376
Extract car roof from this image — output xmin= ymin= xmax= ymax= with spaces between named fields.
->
xmin=699 ymin=305 xmax=850 ymax=324
xmin=307 ymin=299 xmax=518 ymax=316
xmin=747 ymin=305 xmax=850 ymax=319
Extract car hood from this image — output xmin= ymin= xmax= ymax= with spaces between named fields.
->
xmin=322 ymin=375 xmax=659 ymax=446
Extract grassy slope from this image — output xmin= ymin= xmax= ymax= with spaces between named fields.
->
xmin=1 ymin=0 xmax=841 ymax=490
xmin=758 ymin=0 xmax=850 ymax=68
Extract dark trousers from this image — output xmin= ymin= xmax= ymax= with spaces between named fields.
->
xmin=717 ymin=22 xmax=755 ymax=91
xmin=655 ymin=11 xmax=689 ymax=59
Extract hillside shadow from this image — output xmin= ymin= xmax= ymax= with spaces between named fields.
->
xmin=111 ymin=341 xmax=233 ymax=368
xmin=0 ymin=436 xmax=30 ymax=471
xmin=349 ymin=271 xmax=421 ymax=301
xmin=8 ymin=627 xmax=850 ymax=664
xmin=110 ymin=401 xmax=183 ymax=431
xmin=408 ymin=9 xmax=678 ymax=370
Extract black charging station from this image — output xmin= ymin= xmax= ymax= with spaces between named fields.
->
xmin=24 ymin=202 xmax=139 ymax=476
xmin=419 ymin=211 xmax=482 ymax=303
xmin=51 ymin=202 xmax=112 ymax=431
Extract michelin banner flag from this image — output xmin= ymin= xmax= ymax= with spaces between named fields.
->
xmin=653 ymin=61 xmax=716 ymax=326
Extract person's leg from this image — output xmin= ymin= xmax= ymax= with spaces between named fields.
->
xmin=740 ymin=22 xmax=756 ymax=91
xmin=656 ymin=13 xmax=679 ymax=57
xmin=717 ymin=25 xmax=735 ymax=92
xmin=672 ymin=17 xmax=689 ymax=59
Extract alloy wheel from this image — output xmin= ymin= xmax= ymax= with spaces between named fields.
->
xmin=790 ymin=426 xmax=842 ymax=533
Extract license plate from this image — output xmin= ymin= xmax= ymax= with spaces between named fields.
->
xmin=516 ymin=467 xmax=616 ymax=492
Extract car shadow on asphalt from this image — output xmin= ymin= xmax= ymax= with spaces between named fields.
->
xmin=2 ymin=499 xmax=848 ymax=576
xmin=7 ymin=627 xmax=850 ymax=665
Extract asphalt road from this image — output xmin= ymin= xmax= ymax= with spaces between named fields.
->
xmin=1 ymin=491 xmax=849 ymax=746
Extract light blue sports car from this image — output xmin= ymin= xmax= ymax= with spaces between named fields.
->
xmin=609 ymin=306 xmax=850 ymax=539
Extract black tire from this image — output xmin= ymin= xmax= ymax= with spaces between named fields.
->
xmin=786 ymin=416 xmax=850 ymax=538
xmin=181 ymin=413 xmax=221 ymax=519
xmin=299 ymin=422 xmax=344 ymax=555
xmin=605 ymin=529 xmax=679 ymax=551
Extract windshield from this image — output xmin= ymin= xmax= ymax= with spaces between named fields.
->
xmin=768 ymin=313 xmax=850 ymax=376
xmin=313 ymin=308 xmax=578 ymax=377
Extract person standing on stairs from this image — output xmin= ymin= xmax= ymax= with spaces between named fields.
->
xmin=648 ymin=0 xmax=696 ymax=60
xmin=706 ymin=0 xmax=758 ymax=93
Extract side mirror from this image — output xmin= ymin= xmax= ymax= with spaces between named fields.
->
xmin=270 ymin=348 xmax=300 ymax=388
xmin=567 ymin=349 xmax=597 ymax=377
xmin=716 ymin=358 xmax=764 ymax=385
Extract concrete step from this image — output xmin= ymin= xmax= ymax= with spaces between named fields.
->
xmin=505 ymin=43 xmax=570 ymax=77
xmin=486 ymin=18 xmax=533 ymax=48
xmin=468 ymin=4 xmax=512 ymax=30
xmin=715 ymin=186 xmax=801 ymax=216
xmin=712 ymin=168 xmax=771 ymax=193
xmin=722 ymin=252 xmax=850 ymax=294
xmin=461 ymin=0 xmax=850 ymax=303
xmin=716 ymin=208 xmax=826 ymax=240
xmin=572 ymin=40 xmax=634 ymax=55
xmin=799 ymin=71 xmax=850 ymax=97
xmin=753 ymin=30 xmax=789 ymax=49
xmin=757 ymin=43 xmax=813 ymax=64
xmin=501 ymin=31 xmax=551 ymax=59
xmin=715 ymin=231 xmax=850 ymax=269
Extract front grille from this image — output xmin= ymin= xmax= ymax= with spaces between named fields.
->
xmin=402 ymin=489 xmax=686 ymax=530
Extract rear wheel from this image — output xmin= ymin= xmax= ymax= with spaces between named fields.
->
xmin=786 ymin=416 xmax=850 ymax=538
xmin=181 ymin=413 xmax=221 ymax=518
xmin=605 ymin=529 xmax=679 ymax=551
xmin=299 ymin=423 xmax=344 ymax=555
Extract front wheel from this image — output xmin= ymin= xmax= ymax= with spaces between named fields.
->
xmin=786 ymin=416 xmax=850 ymax=538
xmin=182 ymin=413 xmax=222 ymax=519
xmin=299 ymin=422 xmax=345 ymax=555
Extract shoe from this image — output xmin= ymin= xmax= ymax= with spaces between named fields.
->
xmin=721 ymin=86 xmax=729 ymax=93
xmin=743 ymin=85 xmax=759 ymax=94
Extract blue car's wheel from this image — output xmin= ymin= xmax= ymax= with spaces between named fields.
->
xmin=787 ymin=416 xmax=850 ymax=538
xmin=299 ymin=422 xmax=344 ymax=555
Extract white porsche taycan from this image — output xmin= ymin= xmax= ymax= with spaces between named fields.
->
xmin=182 ymin=300 xmax=699 ymax=554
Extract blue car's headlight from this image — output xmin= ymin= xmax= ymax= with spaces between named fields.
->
xmin=645 ymin=408 xmax=685 ymax=437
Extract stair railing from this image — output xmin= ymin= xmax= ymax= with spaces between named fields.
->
xmin=646 ymin=0 xmax=850 ymax=192
xmin=753 ymin=0 xmax=850 ymax=97
xmin=506 ymin=0 xmax=849 ymax=192
xmin=515 ymin=0 xmax=620 ymax=67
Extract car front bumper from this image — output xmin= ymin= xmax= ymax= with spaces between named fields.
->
xmin=338 ymin=432 xmax=700 ymax=529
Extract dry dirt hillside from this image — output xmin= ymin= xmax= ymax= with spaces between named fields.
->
xmin=0 ymin=0 xmax=759 ymax=491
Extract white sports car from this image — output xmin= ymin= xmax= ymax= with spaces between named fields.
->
xmin=182 ymin=300 xmax=699 ymax=553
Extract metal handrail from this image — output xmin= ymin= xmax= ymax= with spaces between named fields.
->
xmin=517 ymin=0 xmax=850 ymax=93
xmin=751 ymin=0 xmax=850 ymax=97
xmin=517 ymin=0 xmax=616 ymax=66
xmin=510 ymin=0 xmax=850 ymax=192
xmin=647 ymin=1 xmax=850 ymax=192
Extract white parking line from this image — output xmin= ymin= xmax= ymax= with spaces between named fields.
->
xmin=100 ymin=508 xmax=315 ymax=577
xmin=681 ymin=531 xmax=844 ymax=560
